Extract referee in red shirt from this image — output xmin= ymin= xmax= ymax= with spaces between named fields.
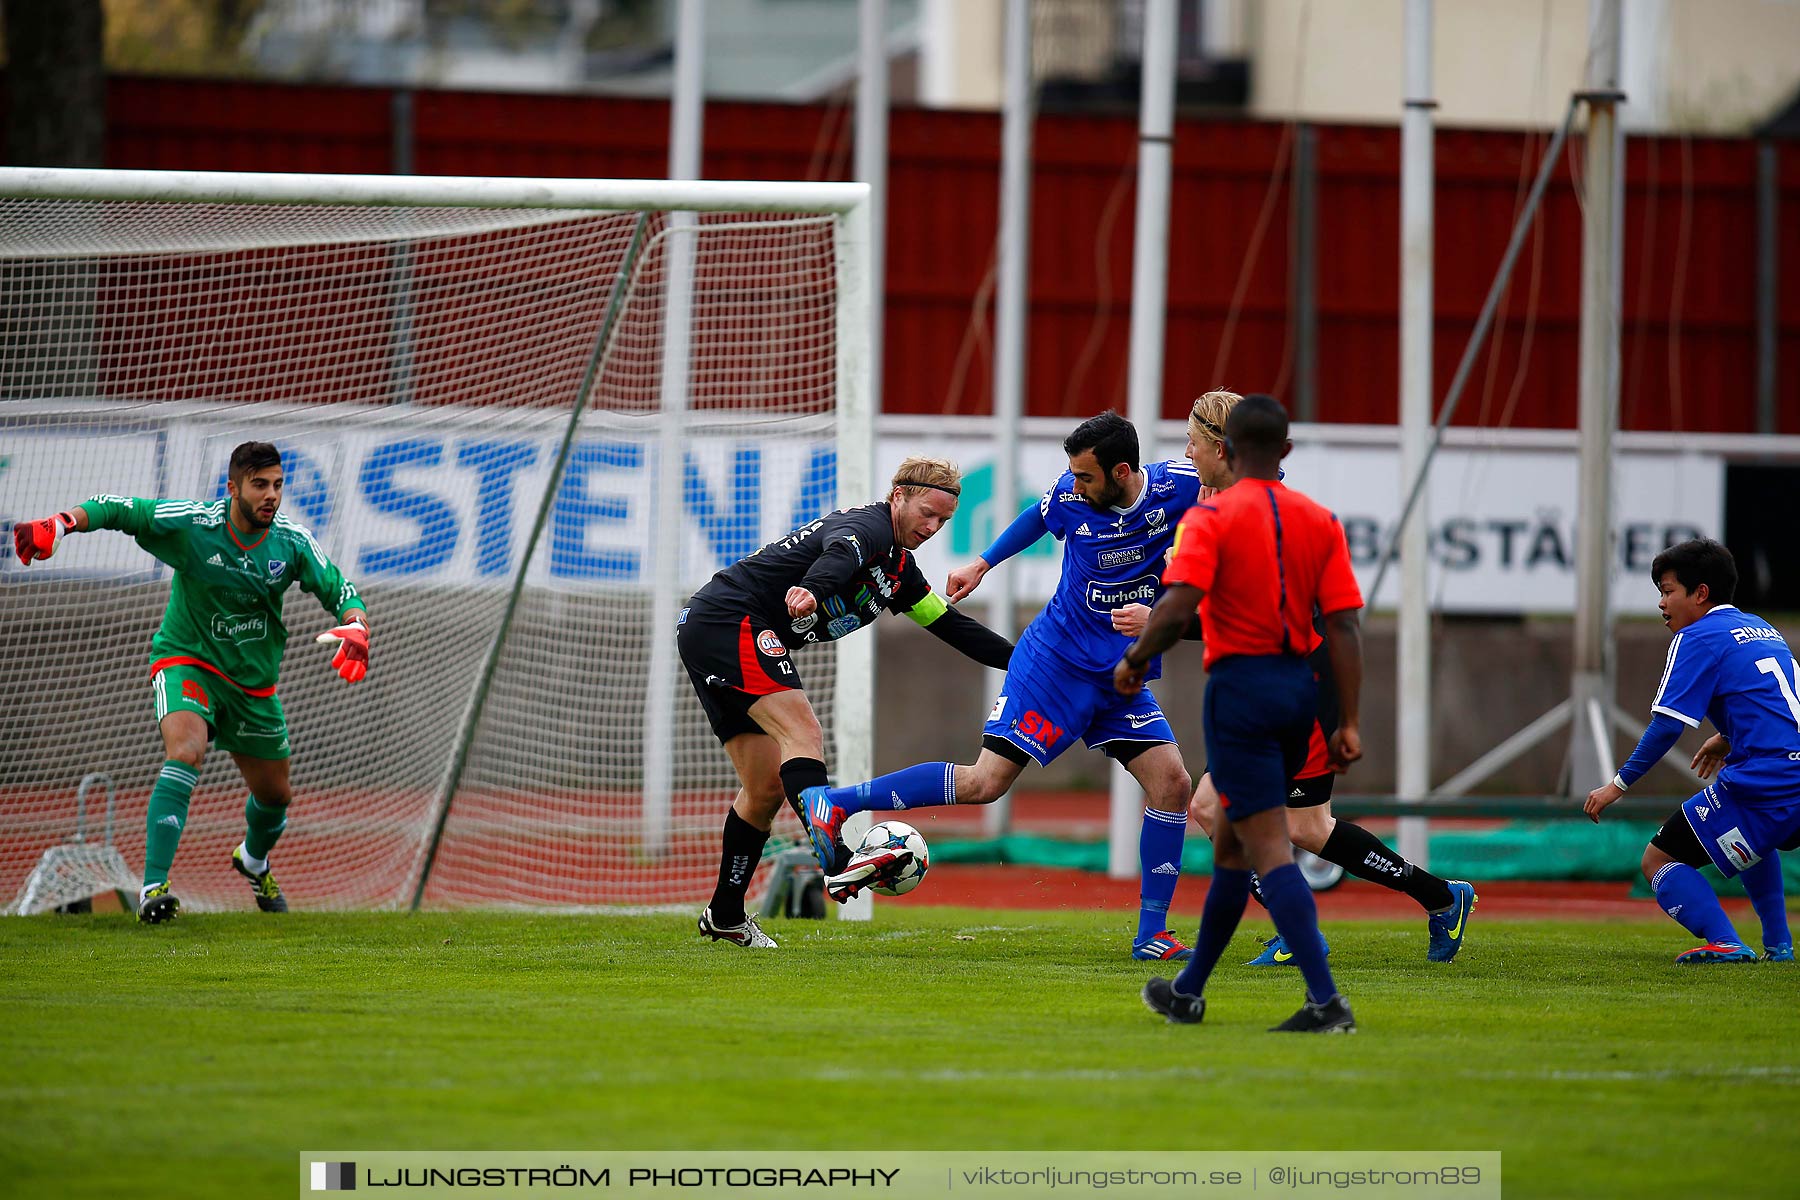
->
xmin=1115 ymin=394 xmax=1365 ymax=1033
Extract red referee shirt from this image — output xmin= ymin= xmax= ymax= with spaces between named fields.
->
xmin=1162 ymin=478 xmax=1363 ymax=670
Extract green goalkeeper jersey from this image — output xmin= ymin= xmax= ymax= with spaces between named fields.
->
xmin=79 ymin=495 xmax=362 ymax=692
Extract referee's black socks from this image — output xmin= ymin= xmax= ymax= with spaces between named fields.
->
xmin=1320 ymin=820 xmax=1456 ymax=912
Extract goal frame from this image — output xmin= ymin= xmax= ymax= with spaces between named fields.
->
xmin=0 ymin=165 xmax=875 ymax=915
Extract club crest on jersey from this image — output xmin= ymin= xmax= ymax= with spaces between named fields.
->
xmin=1145 ymin=508 xmax=1167 ymax=529
xmin=267 ymin=559 xmax=286 ymax=578
xmin=756 ymin=629 xmax=787 ymax=657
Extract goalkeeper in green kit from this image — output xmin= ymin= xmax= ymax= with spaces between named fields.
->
xmin=13 ymin=442 xmax=369 ymax=924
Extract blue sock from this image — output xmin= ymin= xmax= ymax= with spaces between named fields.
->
xmin=1737 ymin=852 xmax=1790 ymax=949
xmin=1651 ymin=862 xmax=1742 ymax=945
xmin=1173 ymin=866 xmax=1252 ymax=997
xmin=1136 ymin=807 xmax=1188 ymax=943
xmin=1258 ymin=862 xmax=1338 ymax=1005
xmin=827 ymin=762 xmax=956 ymax=816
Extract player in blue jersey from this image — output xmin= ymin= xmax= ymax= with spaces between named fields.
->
xmin=1585 ymin=538 xmax=1797 ymax=963
xmin=798 ymin=411 xmax=1204 ymax=960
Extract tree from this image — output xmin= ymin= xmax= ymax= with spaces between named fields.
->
xmin=2 ymin=0 xmax=105 ymax=166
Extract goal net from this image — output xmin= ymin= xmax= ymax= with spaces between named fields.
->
xmin=0 ymin=168 xmax=872 ymax=914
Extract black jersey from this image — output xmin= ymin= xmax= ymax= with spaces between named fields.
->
xmin=692 ymin=502 xmax=934 ymax=648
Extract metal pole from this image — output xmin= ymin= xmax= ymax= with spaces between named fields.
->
xmin=389 ymin=89 xmax=416 ymax=407
xmin=834 ymin=0 xmax=891 ymax=922
xmin=1369 ymin=97 xmax=1577 ymax=605
xmin=1758 ymin=140 xmax=1779 ymax=435
xmin=856 ymin=0 xmax=889 ymax=415
xmin=412 ymin=216 xmax=653 ymax=911
xmin=1290 ymin=122 xmax=1318 ymax=424
xmin=1397 ymin=0 xmax=1433 ymax=864
xmin=985 ymin=0 xmax=1032 ymax=838
xmin=1570 ymin=0 xmax=1624 ymax=801
xmin=1112 ymin=0 xmax=1177 ymax=879
xmin=642 ymin=0 xmax=705 ymax=857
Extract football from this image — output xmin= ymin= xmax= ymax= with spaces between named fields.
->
xmin=855 ymin=820 xmax=930 ymax=896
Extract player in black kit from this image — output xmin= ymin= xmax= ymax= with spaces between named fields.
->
xmin=681 ymin=456 xmax=1014 ymax=947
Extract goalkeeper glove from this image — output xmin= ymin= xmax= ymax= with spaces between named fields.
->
xmin=13 ymin=511 xmax=78 ymax=564
xmin=315 ymin=618 xmax=370 ymax=683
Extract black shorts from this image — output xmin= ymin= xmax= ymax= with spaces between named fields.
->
xmin=1286 ymin=772 xmax=1336 ymax=808
xmin=675 ymin=599 xmax=803 ymax=745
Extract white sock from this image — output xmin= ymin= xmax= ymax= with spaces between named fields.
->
xmin=236 ymin=842 xmax=268 ymax=875
xmin=139 ymin=881 xmax=165 ymax=903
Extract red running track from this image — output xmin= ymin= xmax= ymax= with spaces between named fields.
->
xmin=907 ymin=867 xmax=1765 ymax=923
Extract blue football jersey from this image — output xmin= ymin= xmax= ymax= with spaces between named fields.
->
xmin=1651 ymin=605 xmax=1800 ymax=799
xmin=1018 ymin=459 xmax=1202 ymax=676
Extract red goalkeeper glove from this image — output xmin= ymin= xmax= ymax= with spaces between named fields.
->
xmin=13 ymin=511 xmax=78 ymax=564
xmin=315 ymin=619 xmax=370 ymax=683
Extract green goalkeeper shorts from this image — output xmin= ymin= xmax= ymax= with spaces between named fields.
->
xmin=152 ymin=662 xmax=292 ymax=760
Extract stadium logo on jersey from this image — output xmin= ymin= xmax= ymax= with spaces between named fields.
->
xmin=1058 ymin=491 xmax=1082 ymax=503
xmin=211 ymin=612 xmax=269 ymax=644
xmin=756 ymin=630 xmax=787 ymax=657
xmin=1099 ymin=546 xmax=1146 ymax=568
xmin=1085 ymin=575 xmax=1159 ymax=612
xmin=267 ymin=559 xmax=286 ymax=578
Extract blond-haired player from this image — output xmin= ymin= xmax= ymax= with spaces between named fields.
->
xmin=679 ymin=457 xmax=1013 ymax=948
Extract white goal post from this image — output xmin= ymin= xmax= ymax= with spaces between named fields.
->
xmin=0 ymin=166 xmax=872 ymax=914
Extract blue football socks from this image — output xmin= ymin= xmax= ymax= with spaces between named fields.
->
xmin=827 ymin=762 xmax=956 ymax=816
xmin=1137 ymin=806 xmax=1188 ymax=943
xmin=1651 ymin=861 xmax=1743 ymax=945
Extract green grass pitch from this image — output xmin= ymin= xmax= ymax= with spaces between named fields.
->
xmin=3 ymin=908 xmax=1796 ymax=1199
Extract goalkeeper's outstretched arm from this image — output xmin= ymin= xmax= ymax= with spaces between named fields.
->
xmin=11 ymin=506 xmax=89 ymax=562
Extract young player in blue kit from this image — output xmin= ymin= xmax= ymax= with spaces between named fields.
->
xmin=1585 ymin=538 xmax=1796 ymax=963
xmin=799 ymin=412 xmax=1204 ymax=960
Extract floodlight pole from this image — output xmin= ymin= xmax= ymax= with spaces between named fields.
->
xmin=1112 ymin=0 xmax=1178 ymax=878
xmin=1397 ymin=0 xmax=1434 ymax=864
xmin=1568 ymin=0 xmax=1626 ymax=802
xmin=984 ymin=0 xmax=1032 ymax=838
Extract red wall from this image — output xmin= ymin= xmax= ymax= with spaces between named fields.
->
xmin=11 ymin=74 xmax=1795 ymax=431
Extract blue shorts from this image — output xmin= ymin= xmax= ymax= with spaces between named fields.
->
xmin=982 ymin=644 xmax=1175 ymax=767
xmin=1680 ymin=777 xmax=1800 ymax=878
xmin=1202 ymin=655 xmax=1316 ymax=822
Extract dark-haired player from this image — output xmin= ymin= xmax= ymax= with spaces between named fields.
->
xmin=1585 ymin=537 xmax=1796 ymax=963
xmin=13 ymin=442 xmax=369 ymax=923
xmin=1123 ymin=394 xmax=1363 ymax=1033
xmin=679 ymin=456 xmax=1013 ymax=949
xmin=1183 ymin=389 xmax=1475 ymax=966
xmin=798 ymin=412 xmax=1204 ymax=961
